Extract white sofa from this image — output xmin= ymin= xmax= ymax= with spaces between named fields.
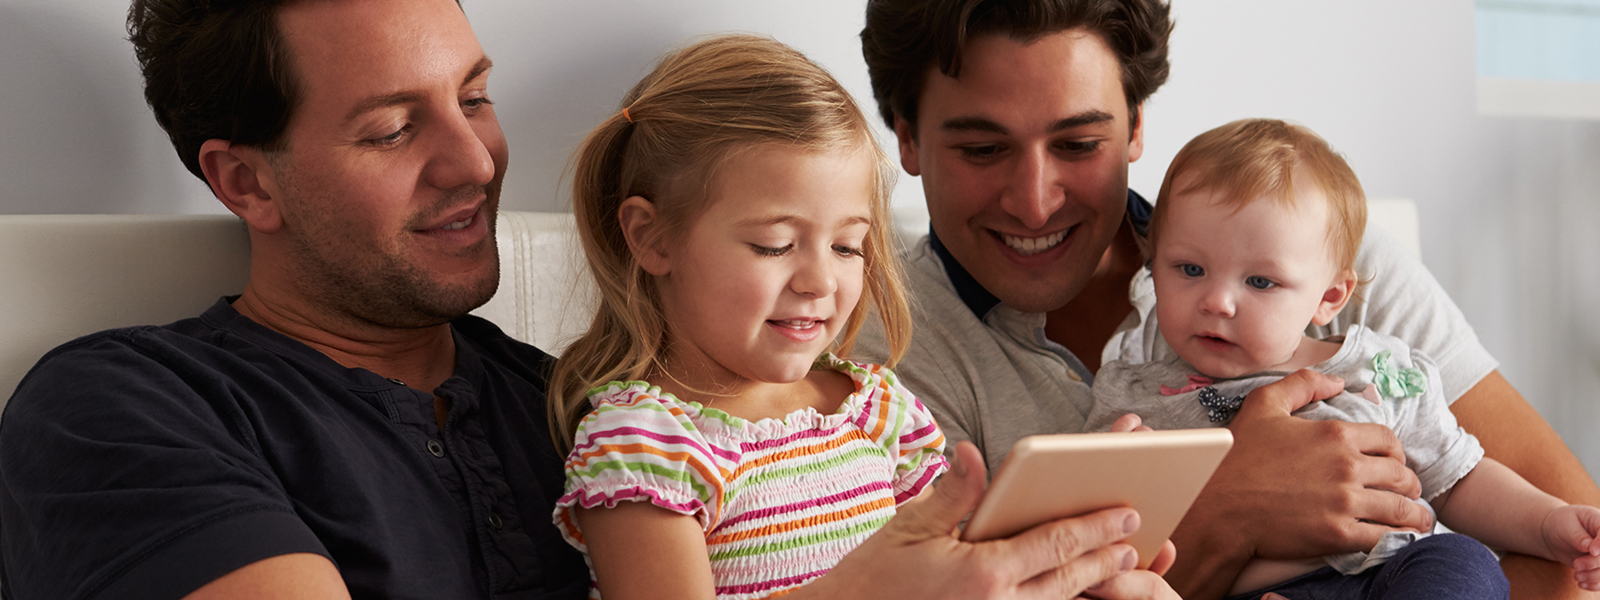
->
xmin=0 ymin=201 xmax=1420 ymax=406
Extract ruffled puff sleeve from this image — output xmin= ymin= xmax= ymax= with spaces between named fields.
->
xmin=553 ymin=381 xmax=729 ymax=553
xmin=859 ymin=362 xmax=949 ymax=505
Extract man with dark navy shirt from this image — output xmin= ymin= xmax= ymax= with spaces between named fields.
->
xmin=0 ymin=1 xmax=1183 ymax=598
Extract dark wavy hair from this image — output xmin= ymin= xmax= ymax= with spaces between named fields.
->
xmin=860 ymin=0 xmax=1173 ymax=134
xmin=126 ymin=0 xmax=460 ymax=183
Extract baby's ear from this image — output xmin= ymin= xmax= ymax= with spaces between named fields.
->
xmin=617 ymin=196 xmax=672 ymax=276
xmin=1312 ymin=268 xmax=1358 ymax=326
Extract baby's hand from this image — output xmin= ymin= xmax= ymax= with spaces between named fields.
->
xmin=1541 ymin=504 xmax=1600 ymax=590
xmin=1107 ymin=413 xmax=1153 ymax=433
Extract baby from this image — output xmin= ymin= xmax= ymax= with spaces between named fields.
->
xmin=1088 ymin=119 xmax=1600 ymax=598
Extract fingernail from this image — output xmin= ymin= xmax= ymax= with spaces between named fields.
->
xmin=1121 ymin=548 xmax=1137 ymax=571
xmin=1123 ymin=512 xmax=1140 ymax=535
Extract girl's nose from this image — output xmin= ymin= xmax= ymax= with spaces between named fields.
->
xmin=791 ymin=252 xmax=838 ymax=298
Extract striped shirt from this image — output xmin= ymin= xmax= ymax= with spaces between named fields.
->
xmin=553 ymin=354 xmax=948 ymax=599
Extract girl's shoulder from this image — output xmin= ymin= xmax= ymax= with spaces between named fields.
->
xmin=579 ymin=380 xmax=739 ymax=440
xmin=816 ymin=353 xmax=944 ymax=443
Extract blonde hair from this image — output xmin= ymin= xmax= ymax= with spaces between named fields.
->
xmin=1150 ymin=118 xmax=1367 ymax=275
xmin=548 ymin=34 xmax=912 ymax=447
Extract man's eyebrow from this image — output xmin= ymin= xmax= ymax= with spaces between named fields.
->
xmin=1047 ymin=111 xmax=1115 ymax=133
xmin=342 ymin=56 xmax=495 ymax=124
xmin=939 ymin=111 xmax=1117 ymax=136
xmin=940 ymin=117 xmax=1008 ymax=135
xmin=463 ymin=56 xmax=493 ymax=87
xmin=344 ymin=91 xmax=425 ymax=123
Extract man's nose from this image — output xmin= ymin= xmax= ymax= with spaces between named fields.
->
xmin=999 ymin=146 xmax=1065 ymax=231
xmin=422 ymin=108 xmax=496 ymax=191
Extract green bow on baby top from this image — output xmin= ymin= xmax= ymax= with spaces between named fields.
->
xmin=1371 ymin=350 xmax=1427 ymax=399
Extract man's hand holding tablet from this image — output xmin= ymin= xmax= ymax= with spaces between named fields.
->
xmin=961 ymin=429 xmax=1235 ymax=572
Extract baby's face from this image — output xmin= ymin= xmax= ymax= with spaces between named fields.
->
xmin=1152 ymin=182 xmax=1345 ymax=378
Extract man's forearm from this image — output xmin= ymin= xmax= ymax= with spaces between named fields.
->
xmin=1452 ymin=370 xmax=1600 ymax=599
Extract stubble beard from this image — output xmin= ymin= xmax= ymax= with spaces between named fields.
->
xmin=282 ymin=185 xmax=502 ymax=331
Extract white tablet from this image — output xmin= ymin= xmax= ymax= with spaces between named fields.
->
xmin=960 ymin=429 xmax=1234 ymax=569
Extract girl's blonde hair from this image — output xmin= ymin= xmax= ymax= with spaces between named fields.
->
xmin=548 ymin=34 xmax=912 ymax=447
xmin=1151 ymin=118 xmax=1367 ymax=275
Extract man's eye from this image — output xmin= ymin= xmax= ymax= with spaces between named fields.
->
xmin=1246 ymin=276 xmax=1276 ymax=290
xmin=957 ymin=145 xmax=1003 ymax=160
xmin=752 ymin=244 xmax=791 ymax=257
xmin=369 ymin=126 xmax=408 ymax=146
xmin=464 ymin=97 xmax=494 ymax=110
xmin=1056 ymin=140 xmax=1101 ymax=155
xmin=1179 ymin=264 xmax=1204 ymax=277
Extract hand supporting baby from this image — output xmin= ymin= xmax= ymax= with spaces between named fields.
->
xmin=1540 ymin=504 xmax=1600 ymax=591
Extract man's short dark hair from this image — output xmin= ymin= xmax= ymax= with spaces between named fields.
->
xmin=860 ymin=0 xmax=1173 ymax=133
xmin=127 ymin=0 xmax=300 ymax=182
xmin=127 ymin=0 xmax=464 ymax=183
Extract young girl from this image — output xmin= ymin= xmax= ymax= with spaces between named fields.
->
xmin=547 ymin=35 xmax=947 ymax=599
xmin=1087 ymin=119 xmax=1600 ymax=598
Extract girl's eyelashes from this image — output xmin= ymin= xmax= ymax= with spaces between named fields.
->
xmin=751 ymin=244 xmax=792 ymax=257
xmin=1245 ymin=276 xmax=1277 ymax=290
xmin=750 ymin=243 xmax=864 ymax=258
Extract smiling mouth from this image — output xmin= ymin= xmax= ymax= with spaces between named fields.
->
xmin=768 ymin=319 xmax=824 ymax=330
xmin=439 ymin=215 xmax=474 ymax=231
xmin=997 ymin=229 xmax=1069 ymax=255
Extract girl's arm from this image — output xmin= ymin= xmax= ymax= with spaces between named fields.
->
xmin=1433 ymin=456 xmax=1600 ymax=588
xmin=576 ymin=503 xmax=716 ymax=600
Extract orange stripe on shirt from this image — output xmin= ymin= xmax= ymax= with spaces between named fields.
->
xmin=705 ymin=496 xmax=895 ymax=545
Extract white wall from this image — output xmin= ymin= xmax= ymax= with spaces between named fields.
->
xmin=2 ymin=0 xmax=1596 ymax=480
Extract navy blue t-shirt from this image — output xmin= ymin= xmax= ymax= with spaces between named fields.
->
xmin=0 ymin=298 xmax=588 ymax=599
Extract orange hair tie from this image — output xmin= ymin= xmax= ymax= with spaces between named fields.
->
xmin=622 ymin=107 xmax=634 ymax=123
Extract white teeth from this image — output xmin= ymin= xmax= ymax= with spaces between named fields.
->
xmin=1002 ymin=230 xmax=1068 ymax=255
xmin=772 ymin=319 xmax=820 ymax=329
xmin=440 ymin=216 xmax=473 ymax=231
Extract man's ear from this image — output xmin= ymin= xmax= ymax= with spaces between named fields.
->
xmin=1128 ymin=102 xmax=1146 ymax=164
xmin=892 ymin=116 xmax=921 ymax=177
xmin=617 ymin=196 xmax=671 ymax=276
xmin=198 ymin=139 xmax=284 ymax=234
xmin=1312 ymin=268 xmax=1358 ymax=326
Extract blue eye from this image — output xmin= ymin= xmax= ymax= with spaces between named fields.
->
xmin=1179 ymin=264 xmax=1204 ymax=277
xmin=1246 ymin=276 xmax=1276 ymax=290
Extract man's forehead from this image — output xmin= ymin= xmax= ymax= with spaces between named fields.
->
xmin=920 ymin=29 xmax=1128 ymax=128
xmin=276 ymin=0 xmax=485 ymax=105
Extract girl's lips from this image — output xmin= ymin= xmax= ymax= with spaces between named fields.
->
xmin=766 ymin=318 xmax=826 ymax=342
